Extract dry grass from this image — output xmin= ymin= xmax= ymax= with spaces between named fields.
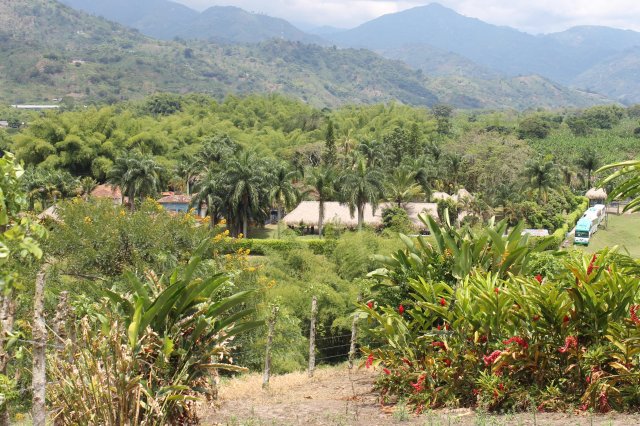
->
xmin=202 ymin=364 xmax=640 ymax=425
xmin=219 ymin=366 xmax=347 ymax=402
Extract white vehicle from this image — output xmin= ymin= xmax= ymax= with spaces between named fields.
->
xmin=574 ymin=204 xmax=606 ymax=246
xmin=582 ymin=204 xmax=606 ymax=226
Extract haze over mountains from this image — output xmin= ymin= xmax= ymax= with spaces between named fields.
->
xmin=55 ymin=0 xmax=640 ymax=105
xmin=1 ymin=0 xmax=636 ymax=108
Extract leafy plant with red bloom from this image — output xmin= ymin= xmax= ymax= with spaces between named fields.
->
xmin=503 ymin=336 xmax=528 ymax=350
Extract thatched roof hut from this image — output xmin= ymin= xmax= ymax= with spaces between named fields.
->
xmin=432 ymin=192 xmax=453 ymax=202
xmin=431 ymin=189 xmax=474 ymax=203
xmin=586 ymin=188 xmax=607 ymax=201
xmin=283 ymin=201 xmax=438 ymax=228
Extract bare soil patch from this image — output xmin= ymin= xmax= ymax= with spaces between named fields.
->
xmin=200 ymin=364 xmax=640 ymax=425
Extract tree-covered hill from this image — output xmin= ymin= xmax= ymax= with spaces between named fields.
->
xmin=0 ymin=0 xmax=612 ymax=109
xmin=0 ymin=0 xmax=436 ymax=106
xmin=328 ymin=4 xmax=640 ymax=104
xmin=58 ymin=0 xmax=323 ymax=44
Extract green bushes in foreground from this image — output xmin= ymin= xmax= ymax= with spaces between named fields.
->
xmin=362 ymin=214 xmax=640 ymax=413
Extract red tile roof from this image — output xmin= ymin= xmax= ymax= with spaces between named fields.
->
xmin=91 ymin=184 xmax=122 ymax=199
xmin=157 ymin=194 xmax=192 ymax=204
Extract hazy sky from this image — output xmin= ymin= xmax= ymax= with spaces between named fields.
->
xmin=173 ymin=0 xmax=640 ymax=33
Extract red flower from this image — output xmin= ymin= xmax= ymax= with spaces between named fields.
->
xmin=533 ymin=314 xmax=540 ymax=322
xmin=432 ymin=341 xmax=447 ymax=351
xmin=367 ymin=301 xmax=374 ymax=309
xmin=443 ymin=358 xmax=452 ymax=367
xmin=445 ymin=323 xmax=451 ymax=331
xmin=483 ymin=350 xmax=502 ymax=366
xmin=587 ymin=254 xmax=598 ymax=275
xmin=398 ymin=304 xmax=405 ymax=314
xmin=383 ymin=368 xmax=391 ymax=375
xmin=563 ymin=315 xmax=570 ymax=323
xmin=494 ymin=287 xmax=500 ymax=294
xmin=503 ymin=336 xmax=529 ymax=349
xmin=559 ymin=336 xmax=578 ymax=353
xmin=586 ymin=375 xmax=591 ymax=384
xmin=365 ymin=353 xmax=374 ymax=368
xmin=498 ymin=383 xmax=505 ymax=391
xmin=598 ymin=391 xmax=611 ymax=413
xmin=472 ymin=388 xmax=480 ymax=396
xmin=535 ymin=274 xmax=543 ymax=283
xmin=478 ymin=335 xmax=488 ymax=343
xmin=580 ymin=403 xmax=589 ymax=411
xmin=437 ymin=325 xmax=442 ymax=331
xmin=402 ymin=358 xmax=413 ymax=367
xmin=410 ymin=382 xmax=424 ymax=392
xmin=631 ymin=305 xmax=640 ymax=325
xmin=439 ymin=297 xmax=447 ymax=306
xmin=410 ymin=374 xmax=426 ymax=393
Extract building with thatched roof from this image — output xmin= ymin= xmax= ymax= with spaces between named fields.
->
xmin=431 ymin=189 xmax=474 ymax=203
xmin=283 ymin=201 xmax=438 ymax=230
xmin=586 ymin=188 xmax=607 ymax=206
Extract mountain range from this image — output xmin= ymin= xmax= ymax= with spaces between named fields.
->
xmin=0 ymin=0 xmax=623 ymax=109
xmin=58 ymin=0 xmax=640 ymax=105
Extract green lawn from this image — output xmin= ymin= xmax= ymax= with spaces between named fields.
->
xmin=579 ymin=213 xmax=640 ymax=258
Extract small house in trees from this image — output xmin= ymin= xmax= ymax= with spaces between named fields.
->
xmin=91 ymin=184 xmax=124 ymax=205
xmin=157 ymin=194 xmax=192 ymax=214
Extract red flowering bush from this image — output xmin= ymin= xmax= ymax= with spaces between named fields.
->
xmin=362 ymin=246 xmax=640 ymax=413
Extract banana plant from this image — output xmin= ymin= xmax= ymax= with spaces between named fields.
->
xmin=100 ymin=241 xmax=262 ymax=423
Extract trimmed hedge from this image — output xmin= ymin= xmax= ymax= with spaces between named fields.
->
xmin=226 ymin=238 xmax=337 ymax=256
xmin=531 ymin=197 xmax=589 ymax=249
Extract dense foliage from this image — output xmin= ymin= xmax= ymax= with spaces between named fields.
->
xmin=361 ymin=216 xmax=640 ymax=413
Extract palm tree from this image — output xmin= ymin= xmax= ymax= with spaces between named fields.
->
xmin=308 ymin=166 xmax=336 ymax=237
xmin=357 ymin=139 xmax=384 ymax=168
xmin=79 ymin=176 xmax=98 ymax=201
xmin=225 ymin=151 xmax=267 ymax=237
xmin=108 ymin=155 xmax=162 ymax=211
xmin=598 ymin=159 xmax=640 ymax=213
xmin=559 ymin=165 xmax=578 ymax=189
xmin=445 ymin=153 xmax=464 ymax=189
xmin=523 ymin=158 xmax=558 ymax=203
xmin=339 ymin=156 xmax=384 ymax=230
xmin=191 ymin=168 xmax=224 ymax=228
xmin=576 ymin=148 xmax=601 ymax=190
xmin=176 ymin=158 xmax=198 ymax=195
xmin=269 ymin=164 xmax=299 ymax=237
xmin=384 ymin=168 xmax=424 ymax=206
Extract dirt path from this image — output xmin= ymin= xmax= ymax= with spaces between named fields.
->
xmin=200 ymin=364 xmax=640 ymax=425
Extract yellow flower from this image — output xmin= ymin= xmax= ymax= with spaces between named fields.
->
xmin=219 ymin=218 xmax=227 ymax=225
xmin=83 ymin=216 xmax=92 ymax=224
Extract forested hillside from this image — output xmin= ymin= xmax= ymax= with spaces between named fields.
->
xmin=0 ymin=0 xmax=612 ymax=109
xmin=59 ymin=0 xmax=322 ymax=43
xmin=0 ymin=0 xmax=435 ymax=107
xmin=329 ymin=4 xmax=640 ymax=104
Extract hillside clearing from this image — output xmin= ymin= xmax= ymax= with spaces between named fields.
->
xmin=200 ymin=364 xmax=640 ymax=425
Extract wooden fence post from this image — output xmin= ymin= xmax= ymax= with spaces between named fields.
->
xmin=52 ymin=291 xmax=69 ymax=341
xmin=262 ymin=305 xmax=278 ymax=389
xmin=308 ymin=296 xmax=318 ymax=378
xmin=349 ymin=295 xmax=361 ymax=369
xmin=0 ymin=288 xmax=16 ymax=426
xmin=32 ymin=266 xmax=48 ymax=426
